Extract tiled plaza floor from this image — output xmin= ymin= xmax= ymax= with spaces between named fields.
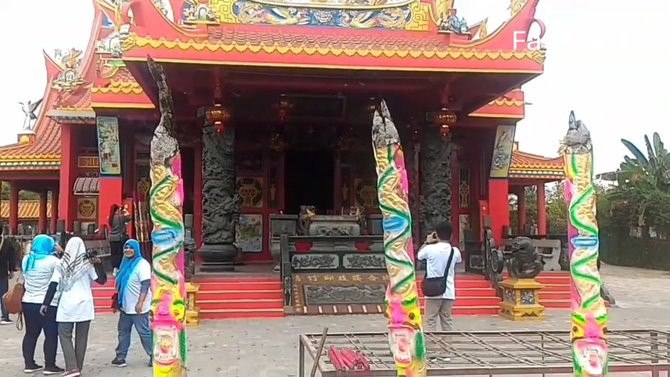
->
xmin=1 ymin=263 xmax=668 ymax=376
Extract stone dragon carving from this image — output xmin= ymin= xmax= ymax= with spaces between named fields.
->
xmin=201 ymin=125 xmax=240 ymax=245
xmin=560 ymin=111 xmax=608 ymax=377
xmin=146 ymin=58 xmax=188 ymax=377
xmin=419 ymin=127 xmax=452 ymax=242
xmin=372 ymin=100 xmax=426 ymax=376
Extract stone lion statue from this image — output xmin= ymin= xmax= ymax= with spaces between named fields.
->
xmin=506 ymin=236 xmax=543 ymax=279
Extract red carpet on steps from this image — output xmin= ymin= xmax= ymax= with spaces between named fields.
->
xmin=92 ymin=272 xmax=574 ymax=320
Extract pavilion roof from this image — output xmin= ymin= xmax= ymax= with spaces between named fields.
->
xmin=0 ymin=200 xmax=52 ymax=219
xmin=508 ymin=143 xmax=564 ymax=181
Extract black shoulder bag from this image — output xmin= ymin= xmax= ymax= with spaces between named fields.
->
xmin=421 ymin=247 xmax=455 ymax=297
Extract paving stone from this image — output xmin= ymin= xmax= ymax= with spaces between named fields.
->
xmin=0 ymin=264 xmax=668 ymax=376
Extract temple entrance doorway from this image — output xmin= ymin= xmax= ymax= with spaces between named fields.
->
xmin=284 ymin=149 xmax=335 ymax=214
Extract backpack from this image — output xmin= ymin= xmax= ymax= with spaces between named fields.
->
xmin=421 ymin=247 xmax=455 ymax=297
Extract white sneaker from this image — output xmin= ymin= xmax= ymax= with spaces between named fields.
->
xmin=112 ymin=268 xmax=118 ymax=277
xmin=0 ymin=319 xmax=12 ymax=325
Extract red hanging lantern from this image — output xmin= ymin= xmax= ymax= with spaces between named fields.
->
xmin=432 ymin=107 xmax=457 ymax=137
xmin=277 ymin=95 xmax=294 ymax=122
xmin=205 ymin=104 xmax=232 ymax=126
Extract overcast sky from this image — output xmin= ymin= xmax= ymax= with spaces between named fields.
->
xmin=1 ymin=0 xmax=667 ymax=174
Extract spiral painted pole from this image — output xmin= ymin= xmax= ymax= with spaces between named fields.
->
xmin=147 ymin=58 xmax=188 ymax=377
xmin=372 ymin=100 xmax=426 ymax=377
xmin=561 ymin=111 xmax=608 ymax=376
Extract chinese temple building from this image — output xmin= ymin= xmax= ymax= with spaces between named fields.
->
xmin=0 ymin=0 xmax=553 ymax=271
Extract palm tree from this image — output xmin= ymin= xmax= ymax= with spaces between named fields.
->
xmin=608 ymin=133 xmax=670 ymax=227
xmin=619 ymin=132 xmax=670 ymax=192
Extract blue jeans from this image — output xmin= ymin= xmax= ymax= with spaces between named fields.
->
xmin=115 ymin=311 xmax=153 ymax=360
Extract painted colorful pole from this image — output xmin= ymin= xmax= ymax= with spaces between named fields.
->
xmin=147 ymin=58 xmax=188 ymax=377
xmin=371 ymin=100 xmax=426 ymax=377
xmin=561 ymin=111 xmax=608 ymax=376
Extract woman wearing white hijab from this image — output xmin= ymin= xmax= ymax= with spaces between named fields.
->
xmin=41 ymin=237 xmax=107 ymax=377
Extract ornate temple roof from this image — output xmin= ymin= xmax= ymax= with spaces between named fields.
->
xmin=508 ymin=143 xmax=564 ymax=181
xmin=117 ymin=0 xmax=545 ymax=72
xmin=0 ymin=200 xmax=53 ymax=219
xmin=0 ymin=1 xmax=547 ymax=172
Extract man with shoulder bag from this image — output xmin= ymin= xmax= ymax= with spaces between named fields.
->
xmin=418 ymin=221 xmax=462 ymax=332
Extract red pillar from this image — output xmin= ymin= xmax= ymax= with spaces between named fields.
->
xmin=50 ymin=190 xmax=58 ymax=234
xmin=537 ymin=183 xmax=547 ymax=236
xmin=38 ymin=191 xmax=48 ymax=234
xmin=98 ymin=177 xmax=124 ymax=232
xmin=517 ymin=186 xmax=527 ymax=234
xmin=194 ymin=142 xmax=203 ymax=248
xmin=9 ymin=182 xmax=19 ymax=235
xmin=487 ymin=179 xmax=509 ymax=246
xmin=58 ymin=123 xmax=77 ymax=232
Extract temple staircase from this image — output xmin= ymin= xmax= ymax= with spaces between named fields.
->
xmin=534 ymin=271 xmax=572 ymax=309
xmin=194 ymin=276 xmax=285 ymax=319
xmin=92 ymin=275 xmax=285 ymax=319
xmin=92 ymin=274 xmax=503 ymax=318
xmin=418 ymin=274 xmax=500 ymax=315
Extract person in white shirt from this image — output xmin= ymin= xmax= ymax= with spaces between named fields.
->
xmin=111 ymin=239 xmax=153 ymax=368
xmin=21 ymin=234 xmax=64 ymax=374
xmin=41 ymin=237 xmax=107 ymax=377
xmin=417 ymin=221 xmax=462 ymax=331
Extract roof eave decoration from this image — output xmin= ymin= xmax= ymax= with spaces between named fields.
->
xmin=470 ymin=89 xmax=525 ymax=119
xmin=115 ymin=0 xmax=545 ymax=72
xmin=509 ymin=146 xmax=565 ymax=181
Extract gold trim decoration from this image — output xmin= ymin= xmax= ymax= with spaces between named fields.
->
xmin=489 ymin=97 xmax=524 ymax=107
xmin=530 ymin=49 xmax=547 ymax=64
xmin=458 ymin=168 xmax=470 ymax=210
xmin=77 ymin=156 xmax=100 ymax=169
xmin=210 ymin=0 xmax=237 ymax=23
xmin=406 ymin=1 xmax=430 ymax=31
xmin=132 ymin=36 xmax=544 ymax=61
xmin=91 ymin=102 xmax=156 ymax=109
xmin=509 ymin=0 xmax=529 ymax=17
xmin=76 ymin=197 xmax=98 ymax=221
xmin=91 ymin=80 xmax=144 ymax=95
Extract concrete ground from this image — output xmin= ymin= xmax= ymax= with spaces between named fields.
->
xmin=1 ymin=264 xmax=668 ymax=377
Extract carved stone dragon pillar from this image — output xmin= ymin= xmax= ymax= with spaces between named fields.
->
xmin=419 ymin=126 xmax=453 ymax=241
xmin=199 ymin=122 xmax=240 ymax=271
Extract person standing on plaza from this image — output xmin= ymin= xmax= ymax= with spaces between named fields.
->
xmin=418 ymin=221 xmax=462 ymax=331
xmin=108 ymin=204 xmax=131 ymax=277
xmin=41 ymin=237 xmax=107 ymax=377
xmin=21 ymin=234 xmax=64 ymax=374
xmin=0 ymin=229 xmax=17 ymax=325
xmin=111 ymin=239 xmax=153 ymax=368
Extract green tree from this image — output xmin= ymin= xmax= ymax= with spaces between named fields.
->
xmin=546 ymin=183 xmax=567 ymax=234
xmin=606 ymin=132 xmax=670 ymax=229
xmin=1 ymin=182 xmax=41 ymax=201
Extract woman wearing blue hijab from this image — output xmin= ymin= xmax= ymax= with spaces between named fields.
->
xmin=111 ymin=239 xmax=153 ymax=368
xmin=21 ymin=234 xmax=64 ymax=374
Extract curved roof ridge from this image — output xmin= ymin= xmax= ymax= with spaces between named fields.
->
xmin=0 ymin=5 xmax=107 ymax=172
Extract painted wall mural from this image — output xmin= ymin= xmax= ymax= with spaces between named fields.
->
xmin=252 ymin=0 xmax=414 ymax=9
xmin=233 ymin=0 xmax=412 ymax=28
xmin=490 ymin=125 xmax=516 ymax=179
xmin=96 ymin=116 xmax=122 ymax=176
xmin=236 ymin=214 xmax=263 ymax=252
